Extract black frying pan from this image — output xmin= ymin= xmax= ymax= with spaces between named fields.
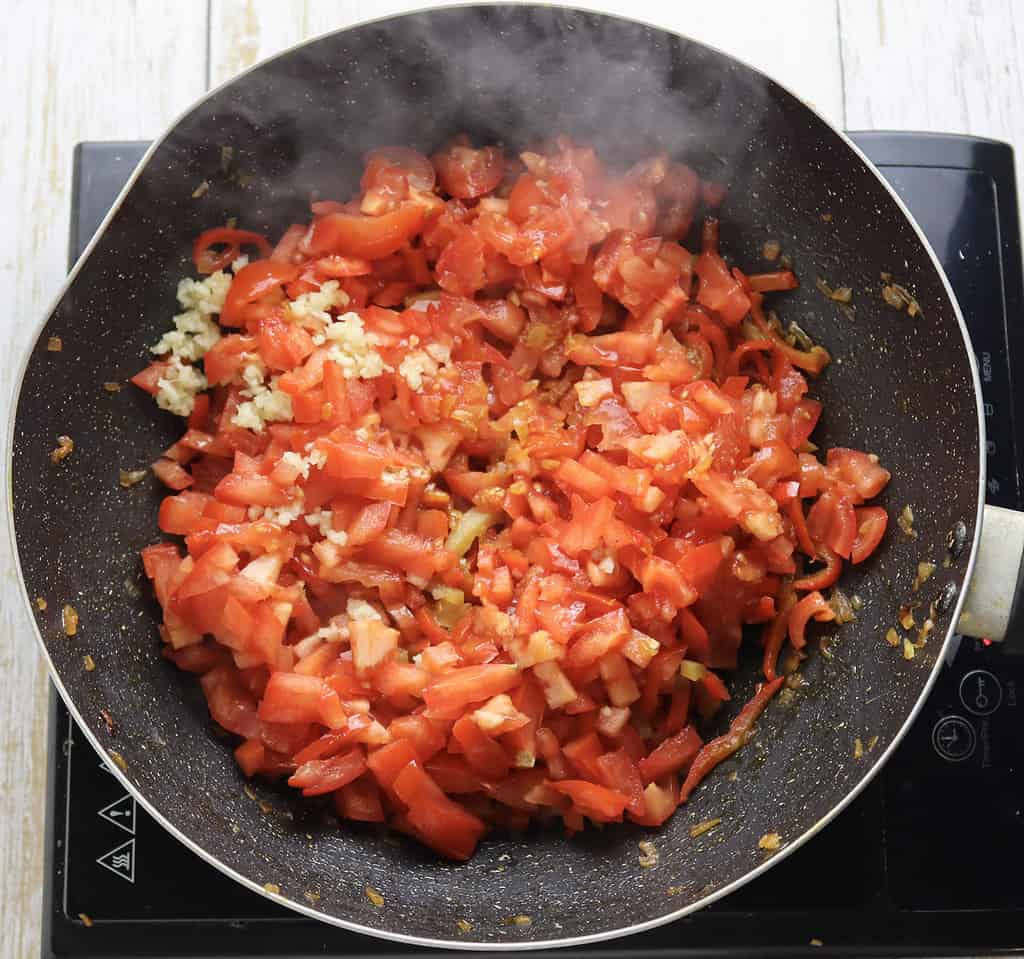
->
xmin=10 ymin=5 xmax=984 ymax=949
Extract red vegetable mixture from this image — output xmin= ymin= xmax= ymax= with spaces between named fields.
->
xmin=135 ymin=137 xmax=890 ymax=860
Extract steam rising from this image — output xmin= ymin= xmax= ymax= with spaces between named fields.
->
xmin=149 ymin=5 xmax=772 ymax=236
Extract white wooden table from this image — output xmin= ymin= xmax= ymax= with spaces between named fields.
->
xmin=2 ymin=1 xmax=1022 ymax=954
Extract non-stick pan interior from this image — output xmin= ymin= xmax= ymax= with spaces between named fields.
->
xmin=11 ymin=5 xmax=980 ymax=947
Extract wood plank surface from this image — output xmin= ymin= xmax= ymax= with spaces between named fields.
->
xmin=0 ymin=4 xmax=206 ymax=956
xmin=840 ymin=0 xmax=1024 ymax=184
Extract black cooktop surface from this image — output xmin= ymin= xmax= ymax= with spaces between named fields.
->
xmin=43 ymin=134 xmax=1024 ymax=957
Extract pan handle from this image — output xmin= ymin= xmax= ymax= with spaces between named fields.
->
xmin=957 ymin=504 xmax=1024 ymax=645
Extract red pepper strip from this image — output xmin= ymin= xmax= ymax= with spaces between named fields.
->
xmin=787 ymin=590 xmax=835 ymax=650
xmin=762 ymin=578 xmax=797 ymax=681
xmin=747 ymin=271 xmax=799 ymax=293
xmin=748 ymin=297 xmax=830 ymax=375
xmin=793 ymin=544 xmax=841 ymax=591
xmin=725 ymin=339 xmax=774 ymax=378
xmin=679 ymin=676 xmax=785 ymax=803
xmin=787 ymin=497 xmax=817 ymax=558
xmin=193 ymin=227 xmax=272 ymax=274
xmin=696 ymin=319 xmax=730 ymax=380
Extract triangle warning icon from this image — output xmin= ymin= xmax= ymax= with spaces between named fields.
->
xmin=96 ymin=838 xmax=135 ymax=883
xmin=97 ymin=793 xmax=136 ymax=835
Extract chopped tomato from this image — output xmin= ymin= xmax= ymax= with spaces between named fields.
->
xmin=851 ymin=506 xmax=888 ymax=564
xmin=305 ymin=203 xmax=425 ymax=260
xmin=432 ymin=141 xmax=505 ymax=199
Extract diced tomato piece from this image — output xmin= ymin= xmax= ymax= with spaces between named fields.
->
xmin=288 ymin=748 xmax=367 ymax=797
xmin=596 ymin=749 xmax=646 ymax=816
xmin=422 ymin=664 xmax=521 ymax=719
xmin=826 ymin=448 xmax=891 ymax=503
xmin=366 ymin=740 xmax=420 ymax=799
xmin=549 ymin=780 xmax=629 ymax=823
xmin=258 ymin=673 xmax=341 ymax=726
xmin=851 ymin=506 xmax=888 ymax=564
xmin=335 ymin=776 xmax=386 ymax=823
xmin=807 ymin=489 xmax=857 ymax=559
xmin=637 ymin=725 xmax=703 ymax=783
xmin=564 ymin=608 xmax=631 ymax=671
xmin=432 ymin=142 xmax=504 ymax=199
xmin=305 ymin=203 xmax=425 ymax=260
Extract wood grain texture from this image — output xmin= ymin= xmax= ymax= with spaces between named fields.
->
xmin=208 ymin=0 xmax=845 ymax=122
xmin=840 ymin=0 xmax=1024 ymax=182
xmin=0 ymin=4 xmax=206 ymax=956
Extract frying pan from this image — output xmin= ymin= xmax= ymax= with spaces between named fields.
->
xmin=9 ymin=4 xmax=996 ymax=949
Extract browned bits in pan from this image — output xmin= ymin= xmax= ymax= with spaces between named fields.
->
xmin=638 ymin=840 xmax=659 ymax=868
xmin=119 ymin=469 xmax=148 ymax=488
xmin=758 ymin=832 xmax=781 ymax=851
xmin=897 ymin=505 xmax=917 ymax=538
xmin=62 ymin=603 xmax=79 ymax=636
xmin=47 ymin=336 xmax=63 ymax=352
xmin=365 ymin=886 xmax=384 ymax=907
xmin=689 ymin=818 xmax=722 ymax=838
xmin=100 ymin=709 xmax=116 ymax=733
xmin=108 ymin=750 xmax=127 ymax=773
xmin=264 ymin=882 xmax=281 ymax=895
xmin=35 ymin=597 xmax=47 ymax=611
xmin=761 ymin=239 xmax=781 ymax=261
xmin=912 ymin=561 xmax=936 ymax=591
xmin=881 ymin=280 xmax=922 ymax=317
xmin=898 ymin=604 xmax=918 ymax=630
xmin=103 ymin=381 xmax=122 ymax=393
xmin=82 ymin=654 xmax=96 ymax=672
xmin=51 ymin=435 xmax=75 ymax=465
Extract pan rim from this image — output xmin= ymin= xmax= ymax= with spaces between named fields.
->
xmin=6 ymin=1 xmax=987 ymax=950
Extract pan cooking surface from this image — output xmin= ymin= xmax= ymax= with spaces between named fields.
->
xmin=18 ymin=8 xmax=981 ymax=948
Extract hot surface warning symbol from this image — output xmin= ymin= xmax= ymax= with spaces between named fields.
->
xmin=96 ymin=838 xmax=135 ymax=883
xmin=98 ymin=793 xmax=136 ymax=835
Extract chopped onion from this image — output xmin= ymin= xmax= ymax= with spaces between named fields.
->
xmin=51 ymin=435 xmax=74 ymax=465
xmin=912 ymin=561 xmax=936 ymax=591
xmin=445 ymin=508 xmax=499 ymax=557
xmin=638 ymin=840 xmax=659 ymax=869
xmin=680 ymin=659 xmax=707 ymax=681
